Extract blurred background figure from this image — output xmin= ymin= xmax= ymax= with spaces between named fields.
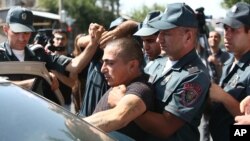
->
xmin=51 ymin=29 xmax=71 ymax=56
xmin=207 ymin=31 xmax=231 ymax=84
xmin=71 ymin=34 xmax=90 ymax=113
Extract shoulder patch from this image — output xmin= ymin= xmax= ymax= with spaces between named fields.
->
xmin=180 ymin=83 xmax=202 ymax=107
xmin=187 ymin=66 xmax=200 ymax=74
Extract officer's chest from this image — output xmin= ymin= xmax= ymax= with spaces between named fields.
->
xmin=154 ymin=70 xmax=188 ymax=102
xmin=222 ymin=65 xmax=250 ymax=100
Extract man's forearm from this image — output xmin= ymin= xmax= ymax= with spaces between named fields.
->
xmin=83 ymin=109 xmax=125 ymax=132
xmin=222 ymin=93 xmax=241 ymax=117
xmin=66 ymin=23 xmax=105 ymax=74
xmin=51 ymin=70 xmax=76 ymax=88
xmin=12 ymin=78 xmax=35 ymax=89
xmin=66 ymin=42 xmax=98 ymax=74
xmin=135 ymin=111 xmax=185 ymax=138
xmin=84 ymin=95 xmax=147 ymax=132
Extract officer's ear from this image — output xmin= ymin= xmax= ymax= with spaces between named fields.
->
xmin=185 ymin=30 xmax=192 ymax=42
xmin=3 ymin=24 xmax=9 ymax=35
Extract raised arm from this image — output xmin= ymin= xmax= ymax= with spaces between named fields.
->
xmin=50 ymin=70 xmax=76 ymax=88
xmin=66 ymin=23 xmax=105 ymax=74
xmin=100 ymin=20 xmax=138 ymax=48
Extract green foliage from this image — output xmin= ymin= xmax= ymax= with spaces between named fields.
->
xmin=37 ymin=0 xmax=58 ymax=13
xmin=221 ymin=0 xmax=250 ymax=8
xmin=37 ymin=0 xmax=116 ymax=33
xmin=130 ymin=4 xmax=165 ymax=22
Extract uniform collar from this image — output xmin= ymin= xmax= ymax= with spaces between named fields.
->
xmin=224 ymin=51 xmax=250 ymax=70
xmin=237 ymin=51 xmax=250 ymax=69
xmin=2 ymin=41 xmax=37 ymax=61
xmin=172 ymin=49 xmax=198 ymax=71
xmin=3 ymin=42 xmax=13 ymax=56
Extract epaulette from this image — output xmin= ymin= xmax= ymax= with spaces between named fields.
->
xmin=187 ymin=66 xmax=200 ymax=74
xmin=0 ymin=47 xmax=5 ymax=52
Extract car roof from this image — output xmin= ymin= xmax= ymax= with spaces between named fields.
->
xmin=0 ymin=61 xmax=64 ymax=105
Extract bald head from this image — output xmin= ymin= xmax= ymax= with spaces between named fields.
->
xmin=208 ymin=31 xmax=221 ymax=49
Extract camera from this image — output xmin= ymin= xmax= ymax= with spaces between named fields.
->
xmin=34 ymin=29 xmax=54 ymax=47
xmin=33 ymin=29 xmax=66 ymax=52
xmin=48 ymin=46 xmax=66 ymax=52
xmin=195 ymin=7 xmax=212 ymax=37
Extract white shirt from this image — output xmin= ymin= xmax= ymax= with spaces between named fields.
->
xmin=12 ymin=49 xmax=25 ymax=61
xmin=162 ymin=58 xmax=178 ymax=76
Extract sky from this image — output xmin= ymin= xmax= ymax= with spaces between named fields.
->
xmin=119 ymin=0 xmax=228 ymax=19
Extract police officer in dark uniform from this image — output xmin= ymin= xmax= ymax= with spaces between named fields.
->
xmin=0 ymin=7 xmax=71 ymax=104
xmin=209 ymin=2 xmax=250 ymax=141
xmin=107 ymin=3 xmax=211 ymax=141
xmin=0 ymin=6 xmax=65 ymax=89
xmin=0 ymin=6 xmax=105 ymax=99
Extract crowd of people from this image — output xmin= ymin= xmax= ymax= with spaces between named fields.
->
xmin=1 ymin=2 xmax=250 ymax=141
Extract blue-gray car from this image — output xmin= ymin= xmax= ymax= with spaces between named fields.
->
xmin=0 ymin=61 xmax=116 ymax=141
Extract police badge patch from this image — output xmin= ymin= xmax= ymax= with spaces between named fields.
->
xmin=228 ymin=74 xmax=240 ymax=88
xmin=21 ymin=13 xmax=27 ymax=20
xmin=180 ymin=83 xmax=201 ymax=107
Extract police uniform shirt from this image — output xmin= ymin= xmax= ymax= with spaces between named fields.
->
xmin=0 ymin=42 xmax=72 ymax=73
xmin=0 ymin=41 xmax=72 ymax=79
xmin=210 ymin=51 xmax=250 ymax=141
xmin=144 ymin=56 xmax=167 ymax=82
xmin=0 ymin=42 xmax=39 ymax=62
xmin=151 ymin=49 xmax=210 ymax=141
xmin=0 ymin=42 xmax=40 ymax=80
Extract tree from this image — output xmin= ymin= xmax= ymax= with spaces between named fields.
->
xmin=129 ymin=4 xmax=165 ymax=22
xmin=37 ymin=0 xmax=116 ymax=33
xmin=221 ymin=0 xmax=250 ymax=8
xmin=97 ymin=0 xmax=120 ymax=16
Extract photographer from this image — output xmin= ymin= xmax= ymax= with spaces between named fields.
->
xmin=50 ymin=29 xmax=70 ymax=56
xmin=32 ymin=29 xmax=76 ymax=110
xmin=49 ymin=29 xmax=74 ymax=111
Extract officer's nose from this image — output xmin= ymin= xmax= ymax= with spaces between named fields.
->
xmin=157 ymin=31 xmax=164 ymax=44
xmin=17 ymin=33 xmax=26 ymax=41
xmin=101 ymin=63 xmax=107 ymax=74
